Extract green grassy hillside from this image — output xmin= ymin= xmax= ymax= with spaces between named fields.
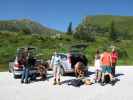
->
xmin=74 ymin=15 xmax=133 ymax=65
xmin=0 ymin=31 xmax=82 ymax=64
xmin=0 ymin=16 xmax=133 ymax=71
xmin=81 ymin=15 xmax=133 ymax=39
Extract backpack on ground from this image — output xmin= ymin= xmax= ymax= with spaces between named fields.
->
xmin=68 ymin=79 xmax=84 ymax=87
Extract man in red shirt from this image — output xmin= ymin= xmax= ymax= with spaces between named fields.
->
xmin=111 ymin=47 xmax=118 ymax=77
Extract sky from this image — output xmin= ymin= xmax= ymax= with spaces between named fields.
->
xmin=0 ymin=0 xmax=133 ymax=32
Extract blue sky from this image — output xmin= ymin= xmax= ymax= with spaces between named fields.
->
xmin=0 ymin=0 xmax=133 ymax=31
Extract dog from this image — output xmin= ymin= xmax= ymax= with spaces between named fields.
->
xmin=74 ymin=62 xmax=85 ymax=78
xmin=36 ymin=63 xmax=48 ymax=80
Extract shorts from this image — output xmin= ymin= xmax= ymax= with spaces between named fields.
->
xmin=53 ymin=64 xmax=61 ymax=75
xmin=102 ymin=65 xmax=112 ymax=73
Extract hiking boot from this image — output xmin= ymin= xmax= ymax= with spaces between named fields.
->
xmin=100 ymin=82 xmax=105 ymax=86
xmin=25 ymin=80 xmax=29 ymax=84
xmin=98 ymin=80 xmax=101 ymax=83
xmin=57 ymin=79 xmax=61 ymax=85
xmin=57 ymin=82 xmax=61 ymax=85
xmin=95 ymin=80 xmax=99 ymax=83
xmin=94 ymin=79 xmax=97 ymax=83
xmin=21 ymin=80 xmax=24 ymax=84
xmin=53 ymin=81 xmax=57 ymax=85
xmin=53 ymin=79 xmax=57 ymax=85
xmin=110 ymin=80 xmax=115 ymax=86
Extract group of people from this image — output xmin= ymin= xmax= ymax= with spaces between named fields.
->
xmin=19 ymin=47 xmax=118 ymax=86
xmin=94 ymin=47 xmax=118 ymax=86
xmin=51 ymin=47 xmax=118 ymax=86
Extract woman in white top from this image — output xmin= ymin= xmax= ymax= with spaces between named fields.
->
xmin=94 ymin=49 xmax=102 ymax=82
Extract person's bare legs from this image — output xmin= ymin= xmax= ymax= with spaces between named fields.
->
xmin=109 ymin=73 xmax=113 ymax=80
xmin=95 ymin=70 xmax=98 ymax=82
xmin=57 ymin=66 xmax=61 ymax=85
xmin=109 ymin=73 xmax=115 ymax=85
xmin=53 ymin=65 xmax=57 ymax=85
xmin=101 ymin=72 xmax=105 ymax=86
xmin=98 ymin=71 xmax=102 ymax=82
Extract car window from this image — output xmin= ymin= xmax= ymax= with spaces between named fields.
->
xmin=62 ymin=55 xmax=67 ymax=59
xmin=58 ymin=54 xmax=67 ymax=60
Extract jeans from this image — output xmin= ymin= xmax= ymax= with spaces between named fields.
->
xmin=111 ymin=63 xmax=116 ymax=76
xmin=21 ymin=67 xmax=30 ymax=82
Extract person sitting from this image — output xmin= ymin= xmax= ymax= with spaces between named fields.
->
xmin=21 ymin=48 xmax=33 ymax=84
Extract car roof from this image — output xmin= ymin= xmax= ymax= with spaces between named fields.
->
xmin=56 ymin=52 xmax=84 ymax=56
xmin=17 ymin=47 xmax=37 ymax=51
xmin=56 ymin=53 xmax=68 ymax=56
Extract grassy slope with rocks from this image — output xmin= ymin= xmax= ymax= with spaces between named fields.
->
xmin=0 ymin=16 xmax=133 ymax=71
xmin=75 ymin=15 xmax=133 ymax=65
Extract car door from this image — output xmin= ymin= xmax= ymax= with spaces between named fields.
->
xmin=60 ymin=54 xmax=71 ymax=71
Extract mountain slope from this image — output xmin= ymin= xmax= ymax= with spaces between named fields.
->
xmin=77 ymin=15 xmax=133 ymax=39
xmin=0 ymin=19 xmax=61 ymax=35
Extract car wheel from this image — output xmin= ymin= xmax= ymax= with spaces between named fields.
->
xmin=9 ymin=64 xmax=12 ymax=73
xmin=13 ymin=75 xmax=18 ymax=79
xmin=60 ymin=67 xmax=65 ymax=76
xmin=84 ymin=70 xmax=89 ymax=76
xmin=9 ymin=68 xmax=12 ymax=73
xmin=13 ymin=74 xmax=20 ymax=79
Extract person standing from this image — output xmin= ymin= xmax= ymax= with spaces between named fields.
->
xmin=51 ymin=52 xmax=62 ymax=85
xmin=111 ymin=47 xmax=118 ymax=77
xmin=94 ymin=49 xmax=102 ymax=83
xmin=100 ymin=48 xmax=114 ymax=86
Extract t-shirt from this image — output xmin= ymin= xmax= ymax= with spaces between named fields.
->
xmin=111 ymin=51 xmax=118 ymax=64
xmin=101 ymin=52 xmax=111 ymax=67
xmin=95 ymin=54 xmax=100 ymax=60
xmin=94 ymin=54 xmax=101 ymax=70
xmin=52 ymin=55 xmax=61 ymax=65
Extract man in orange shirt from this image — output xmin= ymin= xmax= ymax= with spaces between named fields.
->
xmin=100 ymin=48 xmax=115 ymax=86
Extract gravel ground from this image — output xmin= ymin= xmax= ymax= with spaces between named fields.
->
xmin=0 ymin=66 xmax=133 ymax=100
